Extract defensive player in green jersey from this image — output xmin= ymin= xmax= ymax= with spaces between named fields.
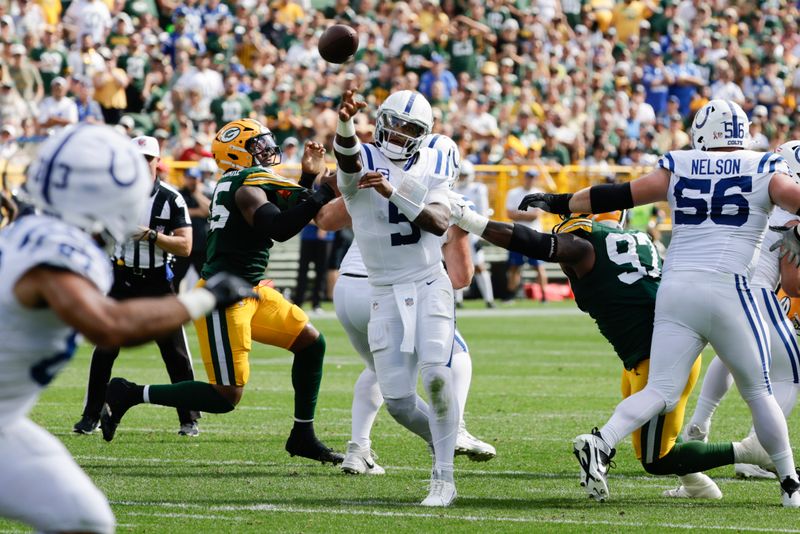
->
xmin=102 ymin=119 xmax=345 ymax=464
xmin=449 ymin=199 xmax=774 ymax=499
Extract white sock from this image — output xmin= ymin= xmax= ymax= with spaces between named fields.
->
xmin=450 ymin=349 xmax=472 ymax=425
xmin=600 ymin=388 xmax=667 ymax=448
xmin=688 ymin=356 xmax=732 ymax=432
xmin=475 ymin=270 xmax=494 ymax=304
xmin=747 ymin=395 xmax=796 ymax=479
xmin=142 ymin=385 xmax=150 ymax=404
xmin=421 ymin=365 xmax=459 ymax=476
xmin=351 ymin=368 xmax=384 ymax=449
xmin=772 ymin=381 xmax=799 ymax=419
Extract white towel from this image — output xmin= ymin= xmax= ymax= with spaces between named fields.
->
xmin=392 ymin=282 xmax=418 ymax=353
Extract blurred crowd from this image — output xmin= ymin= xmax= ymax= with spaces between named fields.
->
xmin=0 ymin=0 xmax=799 ymax=171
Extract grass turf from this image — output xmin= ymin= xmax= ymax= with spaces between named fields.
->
xmin=2 ymin=299 xmax=796 ymax=533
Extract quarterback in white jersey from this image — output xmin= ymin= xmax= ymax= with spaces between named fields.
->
xmin=684 ymin=140 xmax=800 ymax=479
xmin=0 ymin=124 xmax=254 ymax=532
xmin=319 ymin=134 xmax=496 ymax=476
xmin=521 ymin=99 xmax=800 ymax=506
xmin=334 ymin=89 xmax=458 ymax=506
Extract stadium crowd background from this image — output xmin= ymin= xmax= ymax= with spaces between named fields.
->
xmin=0 ymin=0 xmax=798 ymax=173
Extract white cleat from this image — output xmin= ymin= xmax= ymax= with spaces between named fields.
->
xmin=736 ymin=434 xmax=776 ymax=473
xmin=420 ymin=479 xmax=457 ymax=507
xmin=735 ymin=463 xmax=777 ymax=480
xmin=682 ymin=423 xmax=709 ymax=443
xmin=455 ymin=427 xmax=496 ymax=462
xmin=573 ymin=428 xmax=616 ymax=502
xmin=341 ymin=441 xmax=385 ymax=475
xmin=663 ymin=473 xmax=722 ymax=499
xmin=781 ymin=476 xmax=800 ymax=508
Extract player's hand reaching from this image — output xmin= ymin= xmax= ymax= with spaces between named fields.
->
xmin=204 ymin=273 xmax=258 ymax=308
xmin=358 ymin=171 xmax=393 ymax=198
xmin=517 ymin=192 xmax=573 ymax=215
xmin=770 ymin=225 xmax=800 ymax=267
xmin=301 ymin=141 xmax=327 ymax=175
xmin=338 ymin=89 xmax=367 ymax=122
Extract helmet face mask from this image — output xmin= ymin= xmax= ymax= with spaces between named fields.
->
xmin=374 ymin=90 xmax=433 ymax=161
xmin=246 ymin=132 xmax=281 ymax=167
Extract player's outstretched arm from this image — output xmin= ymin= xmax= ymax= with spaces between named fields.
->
xmin=517 ymin=168 xmax=670 ymax=214
xmin=768 ymin=173 xmax=800 ymax=267
xmin=15 ymin=268 xmax=255 ymax=347
xmin=334 ymin=89 xmax=366 ymax=178
xmin=315 ymin=197 xmax=352 ymax=231
xmin=442 ymin=226 xmax=474 ymax=289
xmin=235 ymin=181 xmax=335 ymax=242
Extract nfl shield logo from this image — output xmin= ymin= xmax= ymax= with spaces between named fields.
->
xmin=405 ymin=298 xmax=414 ymax=307
xmin=372 ymin=302 xmax=379 ymax=310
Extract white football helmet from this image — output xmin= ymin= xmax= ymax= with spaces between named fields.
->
xmin=23 ymin=124 xmax=151 ymax=245
xmin=374 ymin=90 xmax=433 ymax=161
xmin=777 ymin=140 xmax=800 ymax=178
xmin=423 ymin=133 xmax=461 ymax=188
xmin=691 ymin=99 xmax=750 ymax=150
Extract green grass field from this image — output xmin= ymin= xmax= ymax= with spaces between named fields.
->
xmin=3 ymin=300 xmax=798 ymax=533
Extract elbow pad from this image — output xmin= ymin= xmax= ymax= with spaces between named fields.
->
xmin=589 ymin=182 xmax=634 ymax=214
xmin=509 ymin=224 xmax=558 ymax=261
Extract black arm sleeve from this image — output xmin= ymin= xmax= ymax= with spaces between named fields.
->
xmin=589 ymin=182 xmax=634 ymax=213
xmin=508 ymin=224 xmax=558 ymax=261
xmin=253 ymin=192 xmax=331 ymax=242
xmin=299 ymin=171 xmax=317 ymax=189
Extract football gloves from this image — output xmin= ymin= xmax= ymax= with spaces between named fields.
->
xmin=517 ymin=192 xmax=573 ymax=215
xmin=769 ymin=225 xmax=800 ymax=267
xmin=447 ymin=191 xmax=488 ymax=235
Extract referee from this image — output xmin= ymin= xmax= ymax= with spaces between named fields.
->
xmin=73 ymin=135 xmax=201 ymax=436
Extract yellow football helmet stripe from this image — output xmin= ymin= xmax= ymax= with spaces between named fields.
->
xmin=554 ymin=218 xmax=593 ymax=234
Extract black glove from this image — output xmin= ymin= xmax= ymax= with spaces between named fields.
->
xmin=517 ymin=192 xmax=573 ymax=215
xmin=309 ymin=183 xmax=336 ymax=206
xmin=204 ymin=273 xmax=258 ymax=308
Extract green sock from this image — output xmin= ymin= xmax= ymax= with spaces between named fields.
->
xmin=147 ymin=381 xmax=235 ymax=413
xmin=644 ymin=441 xmax=735 ymax=475
xmin=292 ymin=333 xmax=325 ymax=421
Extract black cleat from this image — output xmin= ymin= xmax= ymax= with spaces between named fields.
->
xmin=285 ymin=427 xmax=345 ymax=465
xmin=73 ymin=415 xmax=99 ymax=435
xmin=100 ymin=378 xmax=139 ymax=442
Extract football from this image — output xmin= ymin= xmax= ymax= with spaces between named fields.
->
xmin=318 ymin=24 xmax=358 ymax=64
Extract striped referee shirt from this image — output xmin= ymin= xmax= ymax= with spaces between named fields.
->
xmin=115 ymin=180 xmax=191 ymax=270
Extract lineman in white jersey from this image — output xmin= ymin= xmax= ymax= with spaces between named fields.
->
xmin=334 ymin=89 xmax=459 ymax=506
xmin=0 ymin=124 xmax=253 ymax=532
xmin=453 ymin=159 xmax=495 ymax=307
xmin=518 ymin=99 xmax=800 ymax=506
xmin=320 ymin=134 xmax=496 ymax=476
xmin=683 ymin=139 xmax=800 ymax=479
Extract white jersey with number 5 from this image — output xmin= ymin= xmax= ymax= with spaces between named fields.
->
xmin=658 ymin=149 xmax=789 ymax=278
xmin=338 ymin=143 xmax=451 ymax=286
xmin=0 ymin=215 xmax=112 ymax=426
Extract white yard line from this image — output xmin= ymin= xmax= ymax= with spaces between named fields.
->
xmin=113 ymin=501 xmax=800 ymax=532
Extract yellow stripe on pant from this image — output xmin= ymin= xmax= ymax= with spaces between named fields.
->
xmin=194 ymin=280 xmax=309 ymax=386
xmin=621 ymin=356 xmax=702 ymax=462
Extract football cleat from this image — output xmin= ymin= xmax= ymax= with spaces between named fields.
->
xmin=99 ymin=377 xmax=140 ymax=442
xmin=285 ymin=427 xmax=344 ymax=465
xmin=72 ymin=415 xmax=100 ymax=435
xmin=663 ymin=473 xmax=722 ymax=499
xmin=420 ymin=479 xmax=457 ymax=507
xmin=178 ymin=421 xmax=200 ymax=437
xmin=341 ymin=441 xmax=385 ymax=475
xmin=736 ymin=434 xmax=776 ymax=473
xmin=573 ymin=428 xmax=616 ymax=502
xmin=735 ymin=463 xmax=777 ymax=480
xmin=682 ymin=423 xmax=709 ymax=443
xmin=781 ymin=476 xmax=800 ymax=508
xmin=455 ymin=427 xmax=496 ymax=462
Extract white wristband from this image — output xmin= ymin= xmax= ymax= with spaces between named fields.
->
xmin=336 ymin=118 xmax=356 ymax=137
xmin=457 ymin=209 xmax=489 ymax=236
xmin=177 ymin=288 xmax=217 ymax=320
xmin=333 ymin=139 xmax=361 ymax=156
xmin=389 ymin=188 xmax=425 ymax=221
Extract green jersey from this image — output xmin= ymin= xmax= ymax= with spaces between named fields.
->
xmin=558 ymin=218 xmax=661 ymax=370
xmin=202 ymin=166 xmax=307 ymax=285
